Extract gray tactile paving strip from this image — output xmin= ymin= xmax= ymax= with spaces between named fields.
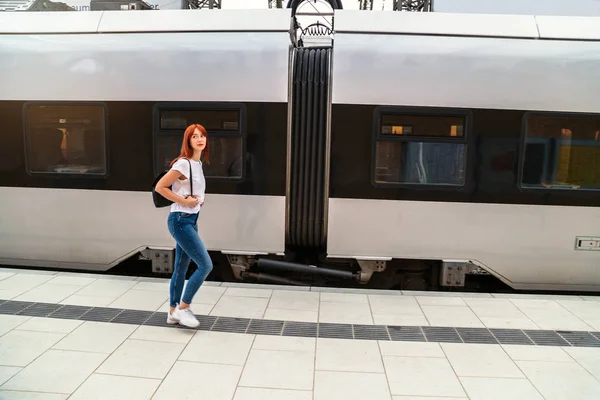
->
xmin=423 ymin=327 xmax=463 ymax=343
xmin=1 ymin=299 xmax=599 ymax=347
xmin=457 ymin=328 xmax=499 ymax=344
xmin=489 ymin=329 xmax=534 ymax=345
xmin=388 ymin=326 xmax=426 ymax=342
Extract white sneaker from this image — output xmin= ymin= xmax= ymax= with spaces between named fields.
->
xmin=166 ymin=309 xmax=179 ymax=325
xmin=174 ymin=306 xmax=200 ymax=328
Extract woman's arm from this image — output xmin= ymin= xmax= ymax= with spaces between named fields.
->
xmin=155 ymin=170 xmax=198 ymax=208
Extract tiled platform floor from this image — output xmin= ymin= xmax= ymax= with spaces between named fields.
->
xmin=1 ymin=267 xmax=600 ymax=399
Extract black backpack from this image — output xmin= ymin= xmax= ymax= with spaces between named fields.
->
xmin=152 ymin=159 xmax=193 ymax=208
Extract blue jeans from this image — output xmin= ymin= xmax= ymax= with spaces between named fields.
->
xmin=167 ymin=212 xmax=213 ymax=308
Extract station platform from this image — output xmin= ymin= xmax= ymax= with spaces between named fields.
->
xmin=0 ymin=266 xmax=599 ymax=399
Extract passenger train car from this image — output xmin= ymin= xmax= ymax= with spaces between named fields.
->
xmin=0 ymin=7 xmax=599 ymax=292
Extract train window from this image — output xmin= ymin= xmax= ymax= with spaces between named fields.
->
xmin=521 ymin=113 xmax=600 ymax=190
xmin=154 ymin=104 xmax=245 ymax=179
xmin=374 ymin=110 xmax=468 ymax=186
xmin=24 ymin=104 xmax=107 ymax=176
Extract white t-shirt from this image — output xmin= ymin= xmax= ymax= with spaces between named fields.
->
xmin=169 ymin=158 xmax=206 ymax=214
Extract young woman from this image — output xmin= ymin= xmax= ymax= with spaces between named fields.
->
xmin=155 ymin=123 xmax=213 ymax=328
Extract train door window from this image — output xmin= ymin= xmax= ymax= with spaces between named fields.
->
xmin=24 ymin=103 xmax=107 ymax=176
xmin=373 ymin=109 xmax=469 ymax=187
xmin=521 ymin=113 xmax=600 ymax=190
xmin=153 ymin=104 xmax=245 ymax=180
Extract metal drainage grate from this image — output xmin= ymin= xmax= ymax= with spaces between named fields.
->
xmin=282 ymin=321 xmax=317 ymax=338
xmin=457 ymin=328 xmax=499 ymax=344
xmin=353 ymin=325 xmax=390 ymax=341
xmin=1 ymin=299 xmax=599 ymax=348
xmin=112 ymin=310 xmax=153 ymax=325
xmin=16 ymin=302 xmax=62 ymax=317
xmin=318 ymin=323 xmax=353 ymax=339
xmin=49 ymin=305 xmax=91 ymax=320
xmin=0 ymin=301 xmax=33 ymax=315
xmin=246 ymin=319 xmax=284 ymax=336
xmin=212 ymin=317 xmax=250 ymax=334
xmin=388 ymin=326 xmax=426 ymax=342
xmin=489 ymin=329 xmax=534 ymax=345
xmin=423 ymin=326 xmax=462 ymax=343
xmin=557 ymin=331 xmax=600 ymax=347
xmin=524 ymin=330 xmax=570 ymax=346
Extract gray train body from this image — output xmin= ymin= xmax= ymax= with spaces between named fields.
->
xmin=0 ymin=9 xmax=599 ymax=292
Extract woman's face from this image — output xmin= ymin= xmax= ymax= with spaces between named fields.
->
xmin=190 ymin=127 xmax=206 ymax=153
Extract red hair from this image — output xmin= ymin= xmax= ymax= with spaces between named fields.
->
xmin=169 ymin=123 xmax=209 ymax=167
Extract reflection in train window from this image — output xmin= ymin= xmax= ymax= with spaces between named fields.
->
xmin=154 ymin=105 xmax=245 ymax=179
xmin=24 ymin=104 xmax=107 ymax=176
xmin=374 ymin=111 xmax=467 ymax=186
xmin=522 ymin=114 xmax=600 ymax=190
xmin=160 ymin=110 xmax=239 ymax=131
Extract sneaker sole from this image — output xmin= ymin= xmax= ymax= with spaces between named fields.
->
xmin=178 ymin=319 xmax=200 ymax=328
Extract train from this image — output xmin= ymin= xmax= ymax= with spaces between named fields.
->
xmin=0 ymin=6 xmax=599 ymax=293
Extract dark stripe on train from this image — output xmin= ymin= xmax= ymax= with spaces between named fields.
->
xmin=329 ymin=104 xmax=600 ymax=207
xmin=0 ymin=101 xmax=288 ymax=196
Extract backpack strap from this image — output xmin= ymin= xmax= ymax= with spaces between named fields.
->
xmin=186 ymin=159 xmax=193 ymax=197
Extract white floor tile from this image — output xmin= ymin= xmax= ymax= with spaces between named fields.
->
xmin=478 ymin=316 xmax=540 ymax=329
xmin=320 ymin=292 xmax=369 ymax=304
xmin=0 ymin=289 xmax=26 ymax=300
xmin=15 ymin=317 xmax=83 ymax=334
xmin=0 ymin=315 xmax=31 ymax=337
xmin=131 ymin=281 xmax=170 ymax=292
xmin=318 ymin=301 xmax=374 ymax=325
xmin=224 ymin=287 xmax=273 ymax=298
xmin=179 ymin=331 xmax=254 ymax=366
xmin=558 ymin=300 xmax=600 ymax=330
xmin=194 ymin=285 xmax=227 ymax=304
xmin=108 ymin=289 xmax=168 ymax=311
xmin=502 ymin=344 xmax=572 ymax=362
xmin=239 ymin=349 xmax=314 ymax=390
xmin=2 ymin=349 xmax=107 ymax=394
xmin=314 ymin=370 xmax=391 ymax=400
xmin=0 ymin=272 xmax=15 ymax=282
xmin=464 ymin=298 xmax=539 ymax=329
xmin=69 ymin=373 xmax=161 ymax=400
xmin=59 ymin=294 xmax=116 ymax=307
xmin=0 ymin=274 xmax=53 ymax=293
xmin=517 ymin=360 xmax=600 ymax=400
xmin=263 ymin=308 xmax=318 ymax=322
xmin=46 ymin=275 xmax=97 ymax=286
xmin=460 ymin=377 xmax=544 ymax=400
xmin=14 ymin=284 xmax=82 ymax=303
xmin=75 ymin=279 xmax=137 ymax=298
xmin=421 ymin=305 xmax=484 ymax=328
xmin=130 ymin=325 xmax=195 ymax=344
xmin=268 ymin=290 xmax=320 ymax=311
xmin=53 ymin=321 xmax=136 ymax=354
xmin=0 ymin=366 xmax=21 ymax=385
xmin=316 ymin=338 xmax=384 ymax=373
xmin=383 ymin=356 xmax=466 ymax=397
xmin=416 ymin=296 xmax=466 ymax=306
xmin=0 ymin=330 xmax=65 ymax=367
xmin=392 ymin=397 xmax=466 ymax=400
xmin=511 ymin=299 xmax=593 ymax=331
xmin=253 ymin=334 xmax=315 ymax=353
xmin=563 ymin=347 xmax=600 ymax=379
xmin=379 ymin=341 xmax=444 ymax=358
xmin=96 ymin=339 xmax=185 ymax=379
xmin=153 ymin=361 xmax=242 ymax=400
xmin=441 ymin=343 xmax=523 ymax=378
xmin=210 ymin=296 xmax=269 ymax=319
xmin=0 ymin=391 xmax=68 ymax=400
xmin=368 ymin=295 xmax=420 ymax=315
xmin=372 ymin=314 xmax=429 ymax=326
xmin=234 ymin=387 xmax=312 ymax=400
